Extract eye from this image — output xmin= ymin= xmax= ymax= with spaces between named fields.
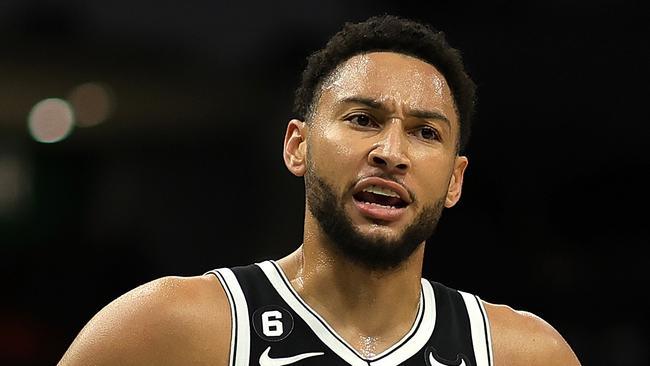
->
xmin=416 ymin=126 xmax=441 ymax=141
xmin=346 ymin=114 xmax=376 ymax=128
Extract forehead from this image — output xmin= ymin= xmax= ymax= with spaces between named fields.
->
xmin=319 ymin=52 xmax=456 ymax=118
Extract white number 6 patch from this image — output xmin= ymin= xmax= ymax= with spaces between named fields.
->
xmin=261 ymin=310 xmax=283 ymax=337
xmin=253 ymin=305 xmax=294 ymax=341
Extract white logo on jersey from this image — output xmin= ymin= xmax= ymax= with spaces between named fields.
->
xmin=428 ymin=351 xmax=466 ymax=366
xmin=259 ymin=346 xmax=324 ymax=366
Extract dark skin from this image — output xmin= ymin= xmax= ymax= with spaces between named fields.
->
xmin=59 ymin=52 xmax=581 ymax=366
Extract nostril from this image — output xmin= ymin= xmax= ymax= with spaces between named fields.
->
xmin=373 ymin=156 xmax=386 ymax=165
xmin=396 ymin=163 xmax=408 ymax=170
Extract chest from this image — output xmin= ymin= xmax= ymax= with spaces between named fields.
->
xmin=210 ymin=261 xmax=492 ymax=366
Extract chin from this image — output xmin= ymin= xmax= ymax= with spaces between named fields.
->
xmin=357 ymin=222 xmax=404 ymax=239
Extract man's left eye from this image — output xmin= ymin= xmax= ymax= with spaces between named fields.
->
xmin=417 ymin=127 xmax=440 ymax=141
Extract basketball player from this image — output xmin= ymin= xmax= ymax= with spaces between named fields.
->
xmin=59 ymin=15 xmax=582 ymax=366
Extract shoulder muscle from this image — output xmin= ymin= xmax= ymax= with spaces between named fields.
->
xmin=484 ymin=301 xmax=581 ymax=366
xmin=58 ymin=274 xmax=231 ymax=366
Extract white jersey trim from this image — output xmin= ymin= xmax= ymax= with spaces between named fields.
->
xmin=477 ymin=296 xmax=495 ymax=366
xmin=209 ymin=268 xmax=251 ymax=366
xmin=257 ymin=260 xmax=437 ymax=366
xmin=371 ymin=280 xmax=436 ymax=366
xmin=459 ymin=291 xmax=493 ymax=366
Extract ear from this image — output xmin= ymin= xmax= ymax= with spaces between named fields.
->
xmin=283 ymin=119 xmax=308 ymax=177
xmin=445 ymin=155 xmax=468 ymax=208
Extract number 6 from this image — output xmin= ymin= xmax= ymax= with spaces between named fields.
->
xmin=261 ymin=310 xmax=283 ymax=337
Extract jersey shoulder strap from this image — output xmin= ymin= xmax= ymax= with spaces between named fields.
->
xmin=428 ymin=280 xmax=494 ymax=366
xmin=205 ymin=265 xmax=257 ymax=366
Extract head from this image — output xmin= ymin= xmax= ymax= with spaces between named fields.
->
xmin=294 ymin=15 xmax=476 ymax=154
xmin=283 ymin=15 xmax=476 ymax=271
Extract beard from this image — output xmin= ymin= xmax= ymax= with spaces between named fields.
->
xmin=304 ymin=164 xmax=445 ymax=272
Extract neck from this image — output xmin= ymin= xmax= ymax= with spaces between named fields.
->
xmin=277 ymin=214 xmax=425 ymax=356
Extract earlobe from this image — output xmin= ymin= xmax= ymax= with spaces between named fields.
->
xmin=445 ymin=156 xmax=468 ymax=208
xmin=283 ymin=119 xmax=307 ymax=177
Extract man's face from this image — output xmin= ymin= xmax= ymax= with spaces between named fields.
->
xmin=299 ymin=52 xmax=467 ymax=270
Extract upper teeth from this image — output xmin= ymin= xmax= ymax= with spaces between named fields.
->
xmin=362 ymin=185 xmax=400 ymax=198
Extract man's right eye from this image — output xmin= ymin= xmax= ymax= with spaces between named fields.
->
xmin=346 ymin=114 xmax=374 ymax=127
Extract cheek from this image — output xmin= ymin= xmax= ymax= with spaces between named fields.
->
xmin=323 ymin=125 xmax=354 ymax=157
xmin=413 ymin=153 xmax=455 ymax=200
xmin=312 ymin=125 xmax=356 ymax=174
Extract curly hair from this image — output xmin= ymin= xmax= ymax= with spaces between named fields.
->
xmin=293 ymin=15 xmax=477 ymax=153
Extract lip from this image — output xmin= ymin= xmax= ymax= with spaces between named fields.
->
xmin=352 ymin=177 xmax=412 ymax=205
xmin=352 ymin=198 xmax=408 ymax=222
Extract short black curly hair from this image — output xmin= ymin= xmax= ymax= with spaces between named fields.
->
xmin=293 ymin=14 xmax=477 ymax=153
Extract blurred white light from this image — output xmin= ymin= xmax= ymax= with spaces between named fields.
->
xmin=28 ymin=98 xmax=75 ymax=143
xmin=68 ymin=82 xmax=114 ymax=127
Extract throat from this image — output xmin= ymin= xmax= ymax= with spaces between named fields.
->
xmin=291 ymin=262 xmax=422 ymax=355
xmin=277 ymin=242 xmax=425 ymax=357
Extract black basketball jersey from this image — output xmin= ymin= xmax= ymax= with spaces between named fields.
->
xmin=207 ymin=261 xmax=493 ymax=366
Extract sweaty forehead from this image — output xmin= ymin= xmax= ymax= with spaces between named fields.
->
xmin=320 ymin=52 xmax=456 ymax=115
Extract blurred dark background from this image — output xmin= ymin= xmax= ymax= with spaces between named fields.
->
xmin=1 ymin=1 xmax=648 ymax=365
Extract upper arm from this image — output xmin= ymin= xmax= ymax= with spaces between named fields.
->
xmin=58 ymin=274 xmax=232 ymax=366
xmin=484 ymin=302 xmax=582 ymax=366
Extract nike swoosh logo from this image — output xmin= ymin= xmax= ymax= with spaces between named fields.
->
xmin=428 ymin=352 xmax=466 ymax=366
xmin=259 ymin=346 xmax=324 ymax=366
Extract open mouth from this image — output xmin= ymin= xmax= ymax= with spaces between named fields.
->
xmin=352 ymin=188 xmax=408 ymax=209
xmin=350 ymin=179 xmax=411 ymax=222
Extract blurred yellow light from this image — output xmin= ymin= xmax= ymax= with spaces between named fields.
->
xmin=27 ymin=98 xmax=75 ymax=143
xmin=68 ymin=82 xmax=114 ymax=127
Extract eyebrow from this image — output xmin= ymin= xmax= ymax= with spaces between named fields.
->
xmin=339 ymin=96 xmax=451 ymax=127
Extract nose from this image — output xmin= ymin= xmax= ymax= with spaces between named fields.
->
xmin=368 ymin=122 xmax=410 ymax=174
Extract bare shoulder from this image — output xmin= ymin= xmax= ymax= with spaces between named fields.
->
xmin=58 ymin=274 xmax=231 ymax=366
xmin=483 ymin=300 xmax=581 ymax=366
